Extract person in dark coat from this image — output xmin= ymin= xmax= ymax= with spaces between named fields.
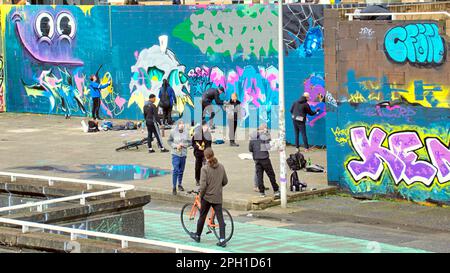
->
xmin=143 ymin=94 xmax=169 ymax=153
xmin=226 ymin=92 xmax=241 ymax=147
xmin=158 ymin=79 xmax=176 ymax=126
xmin=201 ymin=86 xmax=225 ymax=129
xmin=189 ymin=148 xmax=228 ymax=248
xmin=249 ymin=124 xmax=280 ymax=199
xmin=290 ymin=92 xmax=320 ymax=152
xmin=192 ymin=121 xmax=212 ymax=186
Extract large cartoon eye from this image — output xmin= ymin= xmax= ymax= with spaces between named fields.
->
xmin=35 ymin=12 xmax=54 ymax=38
xmin=56 ymin=12 xmax=75 ymax=38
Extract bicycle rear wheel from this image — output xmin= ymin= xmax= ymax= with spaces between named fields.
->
xmin=212 ymin=208 xmax=234 ymax=243
xmin=180 ymin=203 xmax=200 ymax=235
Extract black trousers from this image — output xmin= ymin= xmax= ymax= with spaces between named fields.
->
xmin=146 ymin=122 xmax=163 ymax=149
xmin=293 ymin=120 xmax=309 ymax=149
xmin=255 ymin=158 xmax=279 ymax=194
xmin=196 ymin=198 xmax=226 ymax=240
xmin=228 ymin=117 xmax=238 ymax=142
xmin=162 ymin=106 xmax=172 ymax=125
xmin=92 ymin=97 xmax=101 ymax=120
xmin=202 ymin=102 xmax=215 ymax=127
xmin=194 ymin=153 xmax=205 ymax=182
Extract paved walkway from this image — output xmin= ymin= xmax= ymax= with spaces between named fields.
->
xmin=0 ymin=113 xmax=332 ymax=209
xmin=143 ymin=209 xmax=427 ymax=253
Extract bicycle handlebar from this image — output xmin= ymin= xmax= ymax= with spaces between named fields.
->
xmin=187 ymin=190 xmax=200 ymax=195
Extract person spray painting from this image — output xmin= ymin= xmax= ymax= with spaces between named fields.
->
xmin=290 ymin=92 xmax=320 ymax=152
xmin=168 ymin=120 xmax=191 ymax=195
xmin=89 ymin=75 xmax=111 ymax=120
xmin=158 ymin=79 xmax=176 ymax=126
xmin=201 ymin=86 xmax=225 ymax=129
xmin=143 ymin=94 xmax=169 ymax=153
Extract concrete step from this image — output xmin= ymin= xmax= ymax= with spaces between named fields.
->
xmin=134 ymin=185 xmax=338 ymax=211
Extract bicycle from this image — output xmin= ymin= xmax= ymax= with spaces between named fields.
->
xmin=180 ymin=190 xmax=234 ymax=243
xmin=115 ymin=137 xmax=148 ymax=152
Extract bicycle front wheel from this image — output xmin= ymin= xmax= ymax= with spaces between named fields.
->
xmin=212 ymin=208 xmax=234 ymax=243
xmin=180 ymin=203 xmax=200 ymax=236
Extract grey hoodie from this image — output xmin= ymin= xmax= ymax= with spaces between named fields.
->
xmin=249 ymin=130 xmax=272 ymax=160
xmin=167 ymin=121 xmax=191 ymax=157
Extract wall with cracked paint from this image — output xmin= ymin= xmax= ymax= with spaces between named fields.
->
xmin=325 ymin=10 xmax=450 ymax=204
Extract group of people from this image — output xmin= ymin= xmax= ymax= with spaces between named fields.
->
xmin=88 ymin=75 xmax=319 ymax=247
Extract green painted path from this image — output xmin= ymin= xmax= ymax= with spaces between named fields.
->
xmin=144 ymin=209 xmax=428 ymax=253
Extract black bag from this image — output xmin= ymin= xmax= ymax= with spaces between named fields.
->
xmin=159 ymin=87 xmax=170 ymax=108
xmin=286 ymin=152 xmax=307 ymax=171
xmin=290 ymin=171 xmax=307 ymax=192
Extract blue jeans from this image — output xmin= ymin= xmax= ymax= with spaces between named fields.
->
xmin=172 ymin=155 xmax=186 ymax=189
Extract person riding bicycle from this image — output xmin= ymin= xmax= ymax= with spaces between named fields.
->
xmin=189 ymin=148 xmax=228 ymax=247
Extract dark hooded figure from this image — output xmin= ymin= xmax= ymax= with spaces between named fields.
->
xmin=289 ymin=92 xmax=320 ymax=151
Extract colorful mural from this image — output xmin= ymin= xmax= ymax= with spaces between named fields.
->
xmin=326 ymin=19 xmax=450 ymax=204
xmin=283 ymin=5 xmax=326 ymax=146
xmin=2 ymin=4 xmax=326 ymax=144
xmin=3 ymin=5 xmax=291 ymax=128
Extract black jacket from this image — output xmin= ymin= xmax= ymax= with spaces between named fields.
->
xmin=143 ymin=102 xmax=160 ymax=125
xmin=290 ymin=96 xmax=317 ymax=123
xmin=192 ymin=126 xmax=212 ymax=156
xmin=202 ymin=88 xmax=224 ymax=105
xmin=249 ymin=130 xmax=271 ymax=160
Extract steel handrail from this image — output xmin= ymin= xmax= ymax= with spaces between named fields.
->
xmin=346 ymin=11 xmax=450 ymax=21
xmin=0 ymin=217 xmax=226 ymax=253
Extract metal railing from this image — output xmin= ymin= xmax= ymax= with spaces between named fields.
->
xmin=0 ymin=172 xmax=224 ymax=253
xmin=346 ymin=11 xmax=450 ymax=21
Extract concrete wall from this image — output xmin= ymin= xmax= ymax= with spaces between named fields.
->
xmin=1 ymin=4 xmax=327 ymax=145
xmin=325 ymin=9 xmax=450 ymax=204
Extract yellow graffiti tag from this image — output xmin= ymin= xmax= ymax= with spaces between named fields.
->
xmin=331 ymin=127 xmax=349 ymax=144
xmin=348 ymin=92 xmax=367 ymax=103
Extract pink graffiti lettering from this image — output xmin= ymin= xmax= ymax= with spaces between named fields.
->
xmin=347 ymin=127 xmax=448 ymax=186
xmin=426 ymin=138 xmax=450 ymax=183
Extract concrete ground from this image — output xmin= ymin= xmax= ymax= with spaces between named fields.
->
xmin=143 ymin=197 xmax=450 ymax=253
xmin=0 ymin=113 xmax=333 ymax=210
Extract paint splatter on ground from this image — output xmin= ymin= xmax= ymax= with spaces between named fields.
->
xmin=144 ymin=209 xmax=428 ymax=253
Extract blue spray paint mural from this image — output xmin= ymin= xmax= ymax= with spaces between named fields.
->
xmin=3 ymin=4 xmax=327 ymax=145
xmin=283 ymin=5 xmax=326 ymax=146
xmin=384 ymin=23 xmax=447 ymax=66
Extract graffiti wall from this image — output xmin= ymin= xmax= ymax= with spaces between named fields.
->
xmin=325 ymin=14 xmax=450 ymax=204
xmin=284 ymin=5 xmax=326 ymax=146
xmin=0 ymin=7 xmax=5 ymax=112
xmin=1 ymin=4 xmax=326 ymax=145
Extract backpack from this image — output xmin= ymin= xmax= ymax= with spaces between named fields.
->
xmin=286 ymin=152 xmax=307 ymax=171
xmin=290 ymin=171 xmax=307 ymax=192
xmin=159 ymin=86 xmax=170 ymax=108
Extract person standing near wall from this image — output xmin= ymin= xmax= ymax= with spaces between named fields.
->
xmin=226 ymin=93 xmax=241 ymax=147
xmin=89 ymin=75 xmax=111 ymax=121
xmin=189 ymin=147 xmax=228 ymax=247
xmin=201 ymin=86 xmax=225 ymax=129
xmin=143 ymin=94 xmax=169 ymax=153
xmin=290 ymin=92 xmax=320 ymax=152
xmin=192 ymin=121 xmax=212 ymax=187
xmin=168 ymin=120 xmax=191 ymax=195
xmin=158 ymin=79 xmax=176 ymax=126
xmin=249 ymin=124 xmax=280 ymax=199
